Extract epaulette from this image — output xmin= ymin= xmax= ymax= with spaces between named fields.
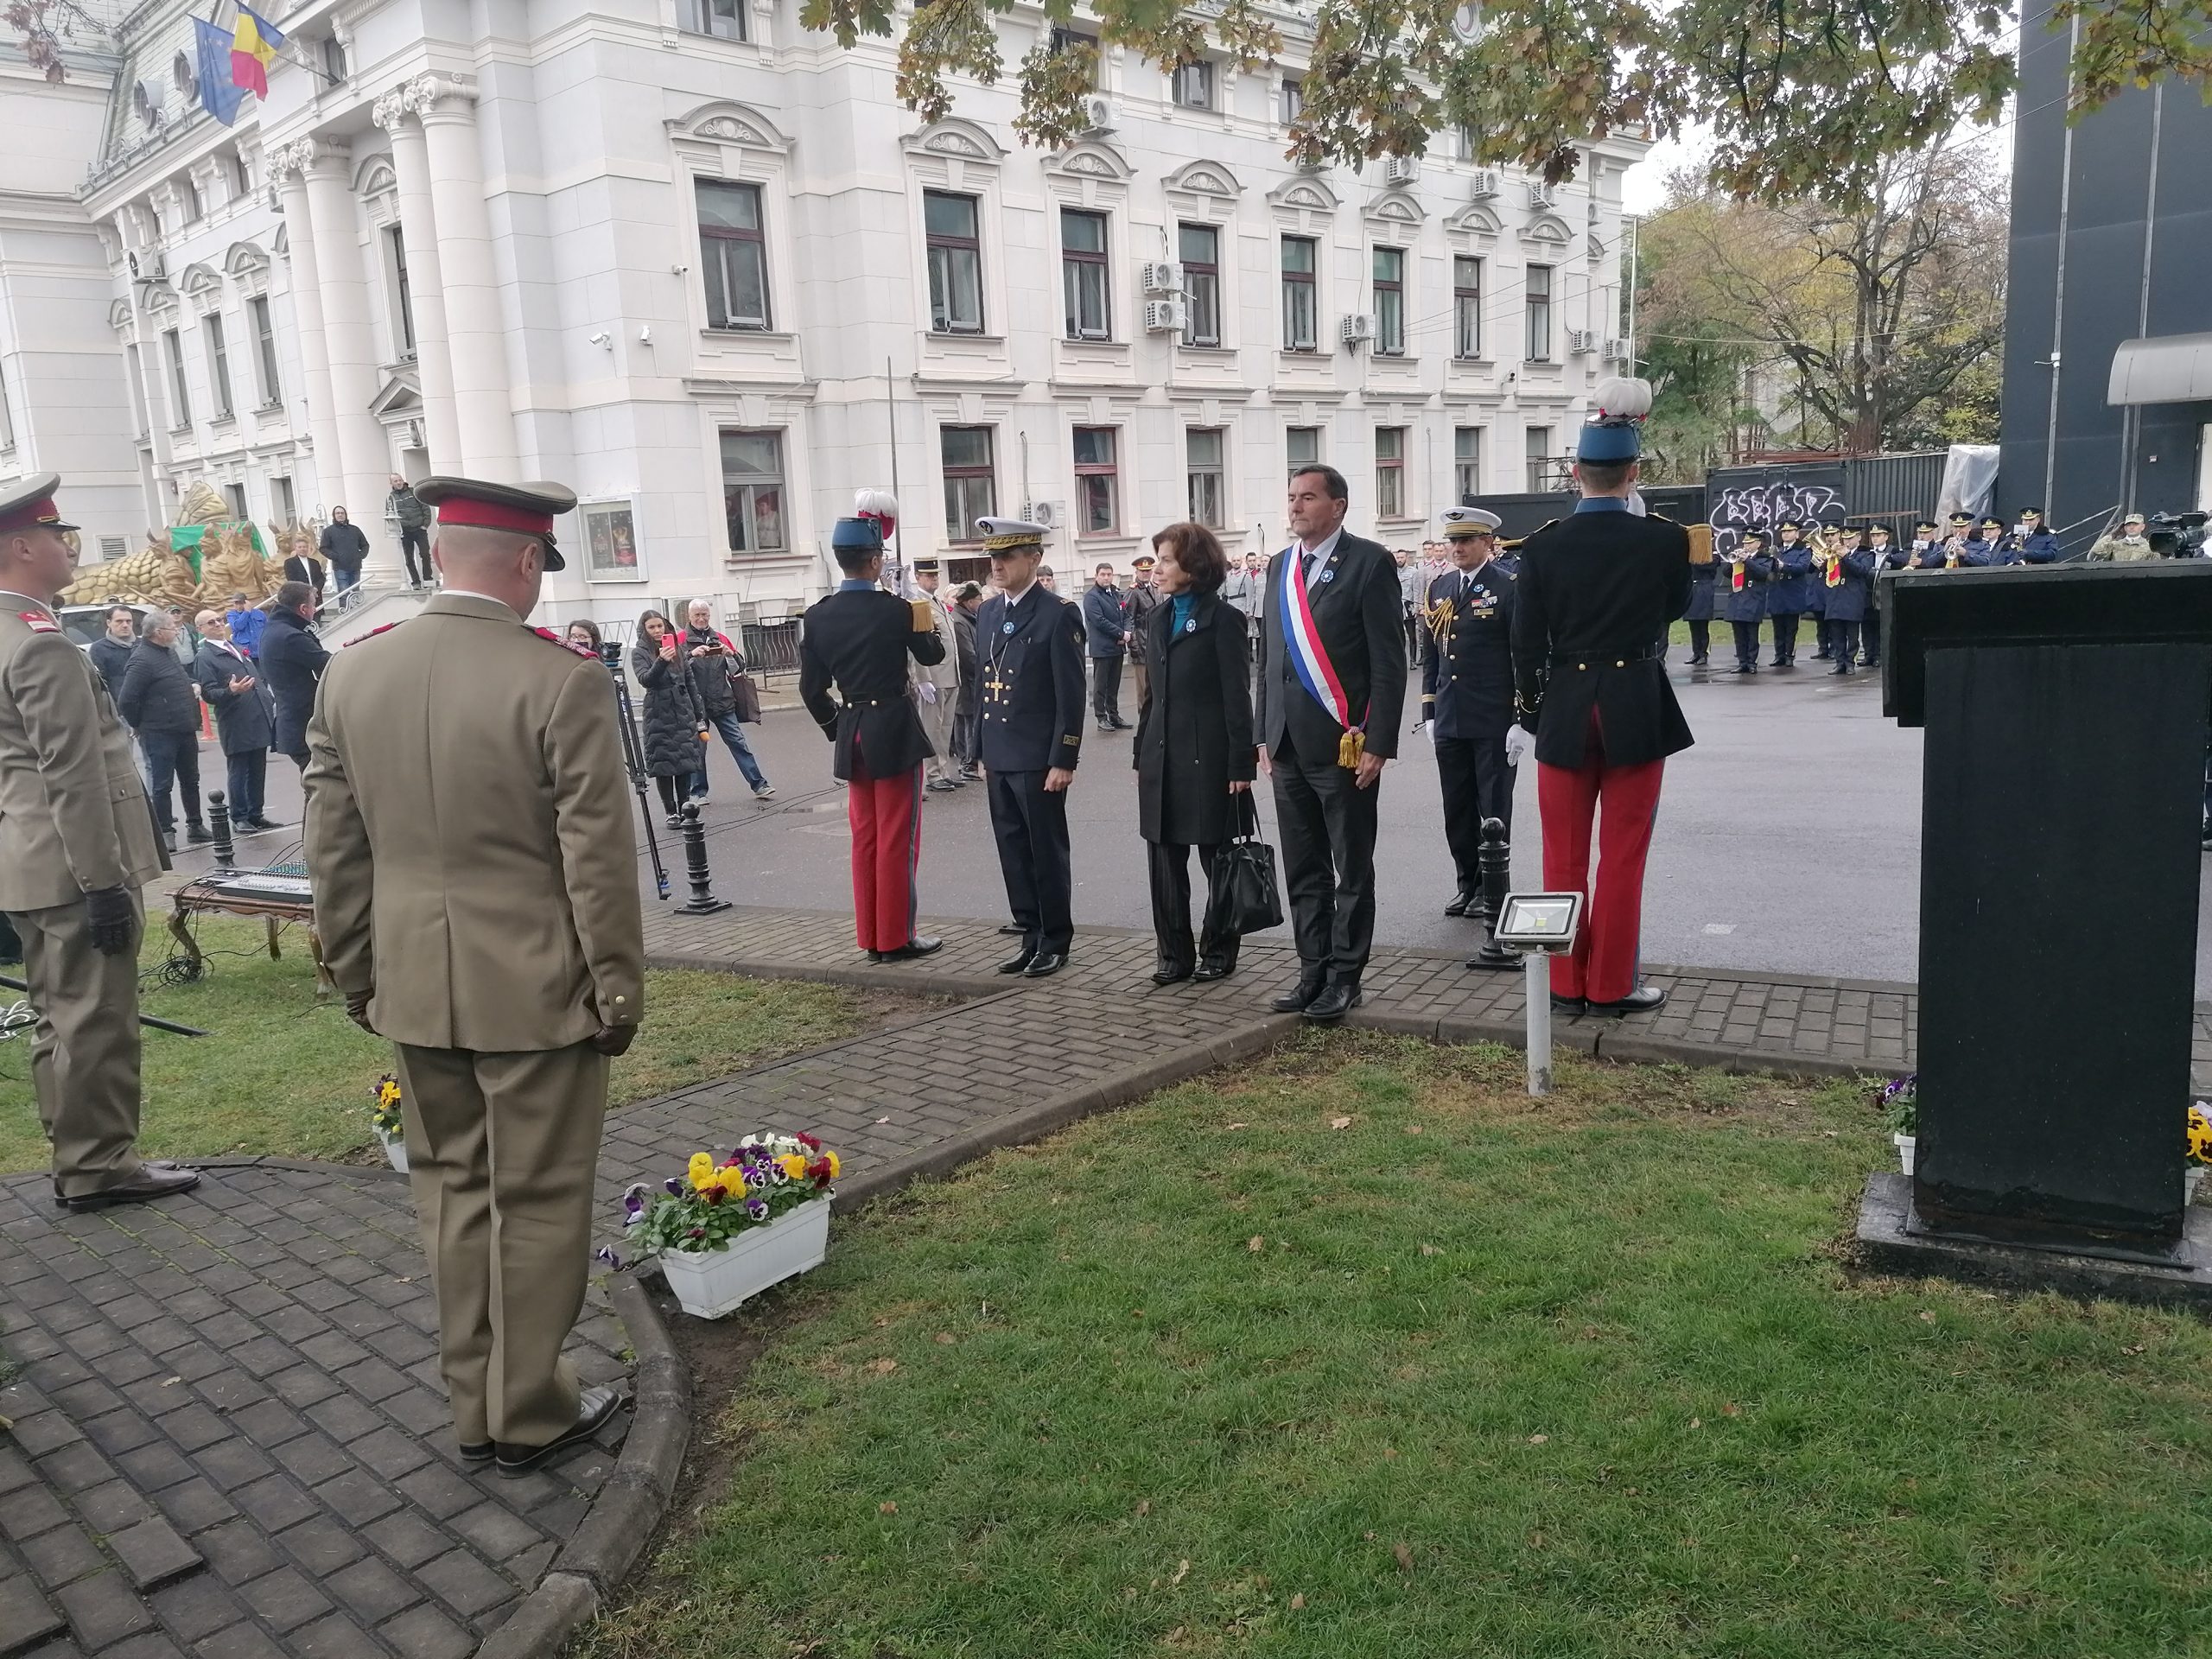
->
xmin=531 ymin=625 xmax=597 ymax=658
xmin=16 ymin=611 xmax=60 ymax=634
xmin=345 ymin=622 xmax=403 ymax=647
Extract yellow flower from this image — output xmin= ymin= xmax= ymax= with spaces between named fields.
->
xmin=717 ymin=1166 xmax=749 ymax=1196
xmin=777 ymin=1154 xmax=808 ymax=1180
xmin=688 ymin=1152 xmax=717 ymax=1191
xmin=824 ymin=1150 xmax=842 ymax=1179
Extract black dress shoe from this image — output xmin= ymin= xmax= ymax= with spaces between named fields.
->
xmin=1586 ymin=985 xmax=1668 ymax=1016
xmin=1303 ymin=982 xmax=1363 ymax=1023
xmin=1549 ymin=993 xmax=1588 ymax=1013
xmin=1270 ymin=981 xmax=1324 ymax=1014
xmin=1152 ymin=965 xmax=1193 ymax=985
xmin=997 ymin=950 xmax=1036 ymax=975
xmin=495 ymin=1386 xmax=624 ymax=1476
xmin=1830 ymin=663 xmax=1849 ymax=676
xmin=1023 ymin=952 xmax=1066 ymax=978
xmin=1192 ymin=959 xmax=1236 ymax=982
xmin=1443 ymin=892 xmax=1472 ymax=918
xmin=877 ymin=937 xmax=944 ymax=962
xmin=62 ymin=1165 xmax=201 ymax=1211
xmin=997 ymin=922 xmax=1025 ymax=936
xmin=459 ymin=1440 xmax=495 ymax=1465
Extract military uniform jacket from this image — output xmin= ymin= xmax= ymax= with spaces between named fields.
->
xmin=0 ymin=594 xmax=165 ymax=912
xmin=1510 ymin=506 xmax=1694 ymax=770
xmin=1770 ymin=542 xmax=1815 ymax=613
xmin=1255 ymin=531 xmax=1408 ymax=761
xmin=976 ymin=585 xmax=1087 ymax=772
xmin=1813 ymin=549 xmax=1878 ymax=623
xmin=1718 ymin=552 xmax=1775 ymax=622
xmin=798 ymin=587 xmax=946 ymax=781
xmin=1126 ymin=582 xmax=1164 ymax=665
xmin=1421 ymin=564 xmax=1516 ymax=741
xmin=1683 ymin=560 xmax=1718 ymax=622
xmin=303 ymin=594 xmax=646 ymax=1052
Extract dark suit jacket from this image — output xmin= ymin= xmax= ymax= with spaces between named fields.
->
xmin=798 ymin=588 xmax=945 ymax=781
xmin=192 ymin=640 xmax=276 ymax=754
xmin=1510 ymin=504 xmax=1694 ymax=769
xmin=283 ymin=555 xmax=326 ymax=593
xmin=976 ymin=586 xmax=1087 ymax=772
xmin=258 ymin=607 xmax=330 ymax=760
xmin=1133 ymin=594 xmax=1255 ymax=847
xmin=1255 ymin=531 xmax=1408 ymax=763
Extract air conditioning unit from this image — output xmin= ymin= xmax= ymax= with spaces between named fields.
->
xmin=1142 ymin=298 xmax=1187 ymax=334
xmin=1567 ymin=328 xmax=1599 ymax=355
xmin=1339 ymin=312 xmax=1375 ymax=347
xmin=1469 ymin=168 xmax=1501 ymax=200
xmin=1527 ymin=181 xmax=1557 ymax=210
xmin=1603 ymin=336 xmax=1629 ymax=364
xmin=1082 ymin=94 xmax=1116 ymax=133
xmin=129 ymin=250 xmax=166 ymax=283
xmin=1020 ymin=500 xmax=1065 ymax=530
xmin=1140 ymin=261 xmax=1185 ymax=296
xmin=1382 ymin=155 xmax=1420 ymax=186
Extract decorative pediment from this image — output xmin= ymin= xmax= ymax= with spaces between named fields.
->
xmin=353 ymin=156 xmax=398 ymax=200
xmin=1519 ymin=211 xmax=1574 ymax=249
xmin=1164 ymin=159 xmax=1242 ymax=199
xmin=143 ymin=281 xmax=179 ymax=315
xmin=1448 ymin=201 xmax=1503 ymax=239
xmin=1363 ymin=188 xmax=1427 ymax=227
xmin=901 ymin=118 xmax=1007 ymax=164
xmin=1046 ymin=140 xmax=1133 ymax=182
xmin=108 ymin=297 xmax=134 ymax=332
xmin=223 ymin=241 xmax=269 ymax=276
xmin=1267 ymin=175 xmax=1339 ymax=213
xmin=666 ymin=99 xmax=791 ymax=154
xmin=177 ymin=262 xmax=221 ymax=300
xmin=368 ymin=369 xmax=422 ymax=418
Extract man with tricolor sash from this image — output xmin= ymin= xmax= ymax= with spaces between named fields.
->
xmin=1255 ymin=464 xmax=1408 ymax=1024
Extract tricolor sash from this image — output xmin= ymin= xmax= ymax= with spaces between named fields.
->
xmin=1281 ymin=548 xmax=1365 ymax=767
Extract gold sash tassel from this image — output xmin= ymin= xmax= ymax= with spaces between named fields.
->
xmin=1338 ymin=728 xmax=1365 ymax=770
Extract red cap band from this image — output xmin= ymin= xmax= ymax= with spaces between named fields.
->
xmin=435 ymin=499 xmax=554 ymax=535
xmin=0 ymin=498 xmax=62 ymax=535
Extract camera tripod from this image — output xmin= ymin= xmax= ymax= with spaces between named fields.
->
xmin=601 ymin=643 xmax=673 ymax=901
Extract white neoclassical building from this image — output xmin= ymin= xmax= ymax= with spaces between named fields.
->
xmin=0 ymin=0 xmax=1647 ymax=635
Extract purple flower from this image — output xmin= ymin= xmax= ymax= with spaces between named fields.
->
xmin=622 ymin=1184 xmax=648 ymax=1220
xmin=663 ymin=1176 xmax=685 ymax=1197
xmin=594 ymin=1245 xmax=623 ymax=1271
xmin=745 ymin=1198 xmax=769 ymax=1222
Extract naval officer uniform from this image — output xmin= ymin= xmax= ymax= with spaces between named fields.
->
xmin=1421 ymin=506 xmax=1518 ymax=916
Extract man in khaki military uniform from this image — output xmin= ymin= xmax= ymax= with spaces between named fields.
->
xmin=0 ymin=474 xmax=200 ymax=1211
xmin=303 ymin=476 xmax=644 ymax=1476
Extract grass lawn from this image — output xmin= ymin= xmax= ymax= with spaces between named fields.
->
xmin=585 ymin=1032 xmax=2212 ymax=1659
xmin=0 ymin=916 xmax=872 ymax=1173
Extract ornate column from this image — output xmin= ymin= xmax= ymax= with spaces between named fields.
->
xmin=270 ymin=143 xmax=346 ymax=517
xmin=372 ymin=88 xmax=461 ymax=473
xmin=412 ymin=76 xmax=518 ymax=481
xmin=300 ymin=144 xmax=400 ymax=577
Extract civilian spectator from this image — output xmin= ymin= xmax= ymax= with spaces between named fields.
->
xmin=630 ymin=608 xmax=709 ymax=827
xmin=1084 ymin=563 xmax=1132 ymax=730
xmin=86 ymin=606 xmax=137 ymax=708
xmin=320 ymin=507 xmax=370 ymax=608
xmin=950 ymin=581 xmax=982 ymax=779
xmin=283 ymin=533 xmax=327 ymax=609
xmin=388 ymin=474 xmax=433 ymax=590
xmin=118 ymin=612 xmax=209 ymax=851
xmin=224 ymin=590 xmax=266 ymax=658
xmin=258 ymin=581 xmax=330 ymax=771
xmin=192 ymin=609 xmax=280 ymax=831
xmin=681 ymin=598 xmax=774 ymax=802
xmin=564 ymin=619 xmax=604 ymax=655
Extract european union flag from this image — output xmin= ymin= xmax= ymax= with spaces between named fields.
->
xmin=192 ymin=16 xmax=245 ymax=125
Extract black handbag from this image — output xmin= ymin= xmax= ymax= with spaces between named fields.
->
xmin=729 ymin=669 xmax=764 ymax=725
xmin=1207 ymin=791 xmax=1284 ymax=938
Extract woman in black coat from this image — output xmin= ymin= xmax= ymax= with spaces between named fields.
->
xmin=630 ymin=609 xmax=708 ymax=826
xmin=1133 ymin=523 xmax=1256 ymax=983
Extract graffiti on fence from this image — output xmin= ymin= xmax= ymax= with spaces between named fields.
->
xmin=1709 ymin=481 xmax=1846 ymax=558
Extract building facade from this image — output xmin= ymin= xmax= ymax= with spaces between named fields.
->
xmin=3 ymin=0 xmax=1645 ymax=628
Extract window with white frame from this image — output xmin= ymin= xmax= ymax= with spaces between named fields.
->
xmin=1524 ymin=425 xmax=1552 ymax=492
xmin=925 ymin=191 xmax=984 ymax=335
xmin=941 ymin=426 xmax=995 ymax=541
xmin=1453 ymin=256 xmax=1481 ymax=359
xmin=385 ymin=227 xmax=416 ymax=359
xmin=1376 ymin=427 xmax=1407 ymax=518
xmin=180 ymin=178 xmax=202 ymax=223
xmin=223 ymin=482 xmax=246 ymax=519
xmin=720 ymin=429 xmax=786 ymax=556
xmin=697 ymin=180 xmax=771 ymax=331
xmin=1286 ymin=425 xmax=1320 ymax=474
xmin=162 ymin=328 xmax=191 ymax=428
xmin=1061 ymin=208 xmax=1110 ymax=340
xmin=1454 ymin=427 xmax=1482 ymax=502
xmin=1373 ymin=248 xmax=1406 ymax=355
xmin=1525 ymin=264 xmax=1553 ymax=362
xmin=321 ymin=35 xmax=347 ymax=82
xmin=204 ymin=314 xmax=233 ymax=417
xmin=229 ymin=149 xmax=251 ymax=198
xmin=1281 ymin=236 xmax=1318 ymax=351
xmin=1186 ymin=429 xmax=1225 ymax=527
xmin=1073 ymin=426 xmax=1119 ymax=534
xmin=1052 ymin=26 xmax=1100 ymax=85
xmin=272 ymin=474 xmax=296 ymax=524
xmin=1173 ymin=61 xmax=1215 ymax=109
xmin=683 ymin=0 xmax=746 ymax=40
xmin=249 ymin=296 xmax=281 ymax=405
xmin=1179 ymin=223 xmax=1221 ymax=347
xmin=1281 ymin=78 xmax=1304 ymax=124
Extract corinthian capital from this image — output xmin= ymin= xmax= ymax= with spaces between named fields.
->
xmin=269 ymin=138 xmax=319 ymax=179
xmin=371 ymin=90 xmax=410 ymax=131
xmin=403 ymin=73 xmax=478 ymax=115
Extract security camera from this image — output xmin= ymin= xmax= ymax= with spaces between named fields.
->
xmin=588 ymin=331 xmax=612 ymax=347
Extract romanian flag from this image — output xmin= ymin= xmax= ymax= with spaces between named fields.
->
xmin=230 ymin=3 xmax=284 ymax=98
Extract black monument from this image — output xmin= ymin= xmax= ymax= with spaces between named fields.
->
xmin=1859 ymin=561 xmax=2212 ymax=1300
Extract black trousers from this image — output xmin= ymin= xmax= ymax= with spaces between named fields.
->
xmin=988 ymin=767 xmax=1072 ymax=954
xmin=1147 ymin=840 xmax=1232 ymax=975
xmin=1686 ymin=618 xmax=1711 ymax=661
xmin=140 ymin=729 xmax=201 ymax=833
xmin=1090 ymin=656 xmax=1124 ymax=722
xmin=1403 ymin=612 xmax=1424 ymax=667
xmin=1730 ymin=620 xmax=1761 ymax=669
xmin=1828 ymin=620 xmax=1860 ymax=666
xmin=654 ymin=774 xmax=684 ymax=815
xmin=1434 ymin=729 xmax=1514 ymax=891
xmin=400 ymin=524 xmax=432 ymax=585
xmin=1270 ymin=728 xmax=1381 ymax=986
xmin=224 ymin=747 xmax=267 ymax=824
xmin=1770 ymin=612 xmax=1802 ymax=664
xmin=1861 ymin=607 xmax=1882 ymax=664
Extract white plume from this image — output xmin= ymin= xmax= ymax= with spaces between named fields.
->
xmin=1590 ymin=376 xmax=1654 ymax=423
xmin=854 ymin=488 xmax=899 ymax=519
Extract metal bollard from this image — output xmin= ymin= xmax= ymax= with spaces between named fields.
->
xmin=675 ymin=803 xmax=731 ymax=916
xmin=1465 ymin=817 xmax=1517 ymax=970
xmin=207 ymin=791 xmax=237 ymax=871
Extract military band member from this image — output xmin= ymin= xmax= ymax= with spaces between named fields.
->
xmin=1904 ymin=520 xmax=1943 ymax=569
xmin=0 ymin=474 xmax=194 ymax=1212
xmin=1941 ymin=512 xmax=1984 ymax=567
xmin=2013 ymin=508 xmax=2062 ymax=563
xmin=1721 ymin=530 xmax=1776 ymax=674
xmin=800 ymin=518 xmax=948 ymax=961
xmin=1862 ymin=522 xmax=1905 ymax=667
xmin=1973 ymin=515 xmax=2012 ymax=563
xmin=1682 ymin=525 xmax=1718 ymax=665
xmin=1422 ymin=507 xmax=1516 ymax=918
xmin=305 ymin=476 xmax=642 ymax=1475
xmin=976 ymin=518 xmax=1088 ymax=979
xmin=1816 ymin=526 xmax=1878 ymax=673
xmin=1768 ymin=518 xmax=1814 ymax=666
xmin=1510 ymin=381 xmax=1693 ymax=1014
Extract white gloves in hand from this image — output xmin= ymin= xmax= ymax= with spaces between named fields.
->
xmin=918 ymin=682 xmax=938 ymax=705
xmin=1504 ymin=726 xmax=1535 ymax=767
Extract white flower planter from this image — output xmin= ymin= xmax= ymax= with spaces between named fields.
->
xmin=1894 ymin=1132 xmax=1916 ymax=1177
xmin=2188 ymin=1166 xmax=2206 ymax=1205
xmin=658 ymin=1198 xmax=832 ymax=1319
xmin=378 ymin=1129 xmax=409 ymax=1173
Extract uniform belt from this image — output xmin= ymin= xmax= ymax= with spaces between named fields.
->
xmin=1548 ymin=647 xmax=1662 ymax=670
xmin=843 ymin=700 xmax=882 ymax=709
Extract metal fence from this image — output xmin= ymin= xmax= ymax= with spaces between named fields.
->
xmin=1707 ymin=454 xmax=1951 ymax=552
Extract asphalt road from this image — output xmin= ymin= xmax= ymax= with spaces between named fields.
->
xmin=179 ymin=654 xmax=2212 ymax=992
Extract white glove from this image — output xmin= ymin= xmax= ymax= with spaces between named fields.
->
xmin=918 ymin=682 xmax=938 ymax=705
xmin=1504 ymin=726 xmax=1535 ymax=767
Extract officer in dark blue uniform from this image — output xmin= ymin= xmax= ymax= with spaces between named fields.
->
xmin=1768 ymin=518 xmax=1814 ymax=665
xmin=1814 ymin=525 xmax=1878 ymax=674
xmin=1720 ymin=530 xmax=1776 ymax=674
xmin=2014 ymin=507 xmax=2063 ymax=563
xmin=1683 ymin=526 xmax=1718 ymax=666
xmin=974 ymin=517 xmax=1089 ymax=978
xmin=1421 ymin=506 xmax=1516 ymax=917
xmin=1862 ymin=522 xmax=1906 ymax=666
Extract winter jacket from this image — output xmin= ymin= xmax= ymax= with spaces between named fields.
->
xmin=630 ymin=639 xmax=709 ymax=778
xmin=118 ymin=639 xmax=202 ymax=736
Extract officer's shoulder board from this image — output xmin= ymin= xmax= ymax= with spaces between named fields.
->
xmin=16 ymin=611 xmax=60 ymax=634
xmin=344 ymin=621 xmax=404 ymax=648
xmin=530 ymin=625 xmax=598 ymax=659
xmin=1511 ymin=518 xmax=1561 ymax=550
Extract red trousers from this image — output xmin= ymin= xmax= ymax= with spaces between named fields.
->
xmin=848 ymin=763 xmax=924 ymax=952
xmin=1535 ymin=715 xmax=1664 ymax=1003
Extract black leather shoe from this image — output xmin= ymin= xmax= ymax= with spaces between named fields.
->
xmin=997 ymin=950 xmax=1035 ymax=975
xmin=1586 ymin=985 xmax=1668 ymax=1016
xmin=1152 ymin=965 xmax=1193 ymax=985
xmin=1688 ymin=655 xmax=1708 ymax=666
xmin=1303 ymin=982 xmax=1363 ymax=1023
xmin=1270 ymin=981 xmax=1324 ymax=1014
xmin=997 ymin=922 xmax=1025 ymax=936
xmin=1443 ymin=892 xmax=1473 ymax=918
xmin=1550 ymin=993 xmax=1588 ymax=1013
xmin=1193 ymin=960 xmax=1236 ymax=982
xmin=877 ymin=937 xmax=943 ymax=962
xmin=1024 ymin=952 xmax=1066 ymax=978
xmin=62 ymin=1165 xmax=201 ymax=1211
xmin=495 ymin=1386 xmax=623 ymax=1476
xmin=1830 ymin=664 xmax=1849 ymax=676
xmin=459 ymin=1440 xmax=495 ymax=1465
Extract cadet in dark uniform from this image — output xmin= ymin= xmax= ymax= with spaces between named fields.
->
xmin=1720 ymin=530 xmax=1776 ymax=674
xmin=1814 ymin=526 xmax=1878 ymax=673
xmin=1511 ymin=385 xmax=1693 ymax=1014
xmin=1768 ymin=518 xmax=1814 ymax=665
xmin=1863 ymin=522 xmax=1906 ymax=666
xmin=1682 ymin=527 xmax=1717 ymax=665
xmin=1421 ymin=506 xmax=1516 ymax=917
xmin=798 ymin=517 xmax=948 ymax=963
xmin=975 ymin=518 xmax=1088 ymax=978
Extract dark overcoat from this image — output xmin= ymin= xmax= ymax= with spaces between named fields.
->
xmin=193 ymin=640 xmax=276 ymax=754
xmin=1133 ymin=594 xmax=1255 ymax=847
xmin=1718 ymin=552 xmax=1775 ymax=623
xmin=1682 ymin=560 xmax=1718 ymax=622
xmin=629 ymin=640 xmax=708 ymax=779
xmin=258 ymin=607 xmax=330 ymax=760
